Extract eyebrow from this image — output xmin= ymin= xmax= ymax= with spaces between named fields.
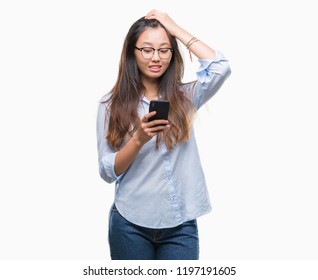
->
xmin=141 ymin=42 xmax=171 ymax=47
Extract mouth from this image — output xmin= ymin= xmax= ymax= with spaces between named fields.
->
xmin=149 ymin=65 xmax=161 ymax=73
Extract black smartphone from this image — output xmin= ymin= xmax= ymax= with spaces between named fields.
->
xmin=148 ymin=100 xmax=170 ymax=122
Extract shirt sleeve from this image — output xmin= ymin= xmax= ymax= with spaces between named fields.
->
xmin=190 ymin=50 xmax=231 ymax=109
xmin=96 ymin=100 xmax=120 ymax=184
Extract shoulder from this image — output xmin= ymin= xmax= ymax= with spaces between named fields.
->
xmin=97 ymin=92 xmax=113 ymax=118
xmin=99 ymin=92 xmax=112 ymax=103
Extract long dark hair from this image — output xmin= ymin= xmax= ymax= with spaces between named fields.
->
xmin=104 ymin=17 xmax=195 ymax=151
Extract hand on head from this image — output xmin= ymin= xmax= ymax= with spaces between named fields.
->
xmin=144 ymin=10 xmax=179 ymax=37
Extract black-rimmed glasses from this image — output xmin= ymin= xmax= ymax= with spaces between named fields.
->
xmin=135 ymin=47 xmax=173 ymax=60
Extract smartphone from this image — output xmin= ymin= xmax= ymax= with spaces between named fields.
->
xmin=148 ymin=100 xmax=170 ymax=123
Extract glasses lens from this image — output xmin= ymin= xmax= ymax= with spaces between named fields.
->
xmin=158 ymin=48 xmax=171 ymax=59
xmin=141 ymin=48 xmax=154 ymax=59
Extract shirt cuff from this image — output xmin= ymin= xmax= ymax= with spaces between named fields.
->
xmin=196 ymin=50 xmax=228 ymax=83
xmin=100 ymin=152 xmax=120 ymax=183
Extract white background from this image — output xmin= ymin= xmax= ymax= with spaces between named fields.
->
xmin=0 ymin=0 xmax=317 ymax=261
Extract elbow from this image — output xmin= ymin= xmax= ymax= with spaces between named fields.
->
xmin=221 ymin=62 xmax=231 ymax=80
xmin=99 ymin=165 xmax=116 ymax=184
xmin=97 ymin=153 xmax=118 ymax=184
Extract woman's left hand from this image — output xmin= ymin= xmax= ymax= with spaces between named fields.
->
xmin=145 ymin=10 xmax=180 ymax=37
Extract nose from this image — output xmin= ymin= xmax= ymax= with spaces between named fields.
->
xmin=151 ymin=49 xmax=160 ymax=61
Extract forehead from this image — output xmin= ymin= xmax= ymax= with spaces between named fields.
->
xmin=136 ymin=27 xmax=170 ymax=46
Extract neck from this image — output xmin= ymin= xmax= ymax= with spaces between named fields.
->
xmin=143 ymin=82 xmax=159 ymax=100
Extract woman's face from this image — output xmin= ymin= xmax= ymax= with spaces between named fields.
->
xmin=134 ymin=27 xmax=172 ymax=82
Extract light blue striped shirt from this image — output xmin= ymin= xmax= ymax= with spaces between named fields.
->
xmin=97 ymin=51 xmax=231 ymax=228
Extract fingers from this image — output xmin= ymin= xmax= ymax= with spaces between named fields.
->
xmin=145 ymin=10 xmax=169 ymax=23
xmin=142 ymin=118 xmax=170 ymax=131
xmin=163 ymin=124 xmax=171 ymax=135
xmin=142 ymin=112 xmax=169 ymax=127
xmin=141 ymin=112 xmax=169 ymax=135
xmin=135 ymin=112 xmax=170 ymax=145
xmin=144 ymin=10 xmax=177 ymax=37
xmin=145 ymin=9 xmax=164 ymax=19
xmin=142 ymin=111 xmax=156 ymax=123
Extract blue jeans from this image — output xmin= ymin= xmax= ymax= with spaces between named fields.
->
xmin=108 ymin=204 xmax=199 ymax=260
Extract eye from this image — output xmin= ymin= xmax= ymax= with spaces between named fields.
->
xmin=159 ymin=49 xmax=169 ymax=54
xmin=143 ymin=48 xmax=153 ymax=54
